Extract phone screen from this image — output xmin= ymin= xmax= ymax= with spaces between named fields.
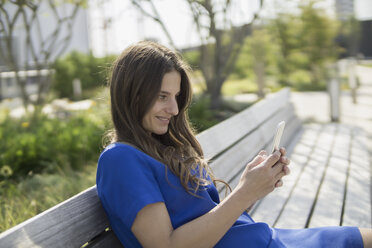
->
xmin=271 ymin=121 xmax=286 ymax=153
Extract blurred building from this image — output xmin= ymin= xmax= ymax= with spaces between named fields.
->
xmin=359 ymin=20 xmax=372 ymax=58
xmin=355 ymin=0 xmax=372 ymax=58
xmin=334 ymin=0 xmax=372 ymax=58
xmin=335 ymin=0 xmax=354 ymax=20
xmin=0 ymin=1 xmax=90 ymax=99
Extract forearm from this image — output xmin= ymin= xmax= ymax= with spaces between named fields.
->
xmin=132 ymin=151 xmax=288 ymax=248
xmin=169 ymin=188 xmax=255 ymax=248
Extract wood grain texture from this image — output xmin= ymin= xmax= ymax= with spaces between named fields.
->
xmin=274 ymin=124 xmax=338 ymax=228
xmin=197 ymin=88 xmax=290 ymax=160
xmin=308 ymin=125 xmax=351 ymax=227
xmin=0 ymin=186 xmax=114 ymax=247
xmin=251 ymin=124 xmax=321 ymax=226
xmin=342 ymin=128 xmax=372 ymax=228
xmin=85 ymin=229 xmax=123 ymax=248
xmin=217 ymin=103 xmax=302 ymax=194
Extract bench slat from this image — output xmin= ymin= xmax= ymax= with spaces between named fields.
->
xmin=85 ymin=230 xmax=123 ymax=248
xmin=250 ymin=125 xmax=320 ymax=226
xmin=274 ymin=124 xmax=337 ymax=228
xmin=0 ymin=186 xmax=116 ymax=248
xmin=217 ymin=103 xmax=302 ymax=193
xmin=342 ymin=129 xmax=372 ymax=228
xmin=198 ymin=89 xmax=290 ymax=160
xmin=308 ymin=125 xmax=351 ymax=227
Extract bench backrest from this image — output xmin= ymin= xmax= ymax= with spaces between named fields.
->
xmin=0 ymin=88 xmax=301 ymax=247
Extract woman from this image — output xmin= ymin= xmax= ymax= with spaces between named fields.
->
xmin=96 ymin=41 xmax=371 ymax=247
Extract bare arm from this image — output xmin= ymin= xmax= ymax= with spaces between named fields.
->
xmin=132 ymin=149 xmax=290 ymax=248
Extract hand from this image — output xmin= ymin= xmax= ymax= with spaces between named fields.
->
xmin=248 ymin=148 xmax=291 ymax=185
xmin=235 ymin=148 xmax=290 ymax=209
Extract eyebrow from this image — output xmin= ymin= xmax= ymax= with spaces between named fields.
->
xmin=159 ymin=90 xmax=180 ymax=95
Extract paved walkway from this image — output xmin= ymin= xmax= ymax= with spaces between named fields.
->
xmin=252 ymin=64 xmax=372 ymax=228
xmin=291 ymin=65 xmax=372 ymax=150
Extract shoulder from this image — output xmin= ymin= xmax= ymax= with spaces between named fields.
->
xmin=99 ymin=143 xmax=145 ymax=162
xmin=98 ymin=142 xmax=161 ymax=173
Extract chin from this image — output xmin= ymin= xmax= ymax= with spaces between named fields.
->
xmin=154 ymin=130 xmax=168 ymax=135
xmin=153 ymin=127 xmax=169 ymax=135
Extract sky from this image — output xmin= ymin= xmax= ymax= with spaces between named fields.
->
xmin=88 ymin=0 xmax=372 ymax=57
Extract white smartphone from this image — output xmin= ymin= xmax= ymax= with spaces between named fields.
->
xmin=271 ymin=121 xmax=286 ymax=153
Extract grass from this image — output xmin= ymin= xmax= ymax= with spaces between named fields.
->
xmin=191 ymin=72 xmax=283 ymax=97
xmin=222 ymin=78 xmax=258 ymax=96
xmin=0 ymin=163 xmax=97 ymax=233
xmin=190 ymin=71 xmax=259 ymax=96
xmin=361 ymin=64 xmax=372 ymax=68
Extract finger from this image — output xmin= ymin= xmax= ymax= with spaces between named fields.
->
xmin=259 ymin=150 xmax=268 ymax=160
xmin=258 ymin=150 xmax=267 ymax=156
xmin=248 ymin=154 xmax=265 ymax=169
xmin=280 ymin=156 xmax=290 ymax=165
xmin=275 ymin=179 xmax=283 ymax=188
xmin=279 ymin=147 xmax=286 ymax=156
xmin=266 ymin=151 xmax=281 ymax=168
xmin=283 ymin=165 xmax=291 ymax=175
xmin=274 ymin=169 xmax=286 ymax=181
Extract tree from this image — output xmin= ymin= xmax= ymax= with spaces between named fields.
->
xmin=248 ymin=29 xmax=277 ymax=98
xmin=298 ymin=0 xmax=339 ymax=86
xmin=269 ymin=1 xmax=340 ymax=89
xmin=269 ymin=13 xmax=300 ymax=86
xmin=0 ymin=0 xmax=86 ymax=114
xmin=131 ymin=0 xmax=264 ymax=109
xmin=232 ymin=28 xmax=279 ymax=98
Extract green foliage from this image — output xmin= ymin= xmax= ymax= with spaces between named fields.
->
xmin=51 ymin=52 xmax=115 ymax=99
xmin=233 ymin=29 xmax=278 ymax=80
xmin=222 ymin=78 xmax=258 ymax=96
xmin=182 ymin=50 xmax=201 ymax=70
xmin=267 ymin=0 xmax=340 ymax=90
xmin=298 ymin=1 xmax=339 ymax=86
xmin=188 ymin=95 xmax=219 ymax=133
xmin=188 ymin=93 xmax=253 ymax=133
xmin=232 ymin=39 xmax=252 ymax=79
xmin=0 ymin=109 xmax=107 ymax=179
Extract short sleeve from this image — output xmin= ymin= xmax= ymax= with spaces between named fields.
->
xmin=96 ymin=144 xmax=165 ymax=230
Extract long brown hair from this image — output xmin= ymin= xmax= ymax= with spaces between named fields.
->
xmin=107 ymin=41 xmax=219 ymax=195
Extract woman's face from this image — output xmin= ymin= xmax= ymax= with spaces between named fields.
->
xmin=142 ymin=70 xmax=181 ymax=135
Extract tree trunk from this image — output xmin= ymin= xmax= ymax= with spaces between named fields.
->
xmin=255 ymin=62 xmax=265 ymax=99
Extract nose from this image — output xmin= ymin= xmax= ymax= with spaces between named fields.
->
xmin=166 ymin=97 xmax=179 ymax=116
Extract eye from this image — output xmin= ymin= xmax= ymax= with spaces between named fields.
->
xmin=158 ymin=94 xmax=167 ymax=100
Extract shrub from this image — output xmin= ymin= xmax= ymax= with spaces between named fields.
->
xmin=188 ymin=95 xmax=219 ymax=133
xmin=51 ymin=52 xmax=115 ymax=99
xmin=289 ymin=70 xmax=326 ymax=91
xmin=182 ymin=50 xmax=200 ymax=70
xmin=0 ymin=110 xmax=106 ymax=179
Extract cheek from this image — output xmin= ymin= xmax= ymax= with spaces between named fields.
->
xmin=141 ymin=113 xmax=151 ymax=130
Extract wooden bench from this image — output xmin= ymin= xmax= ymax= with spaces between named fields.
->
xmin=0 ymin=88 xmax=370 ymax=247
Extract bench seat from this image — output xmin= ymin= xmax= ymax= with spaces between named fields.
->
xmin=0 ymin=88 xmax=370 ymax=247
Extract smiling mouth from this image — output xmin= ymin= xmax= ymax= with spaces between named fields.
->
xmin=156 ymin=116 xmax=170 ymax=122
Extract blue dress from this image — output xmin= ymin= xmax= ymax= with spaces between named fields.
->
xmin=96 ymin=143 xmax=363 ymax=248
